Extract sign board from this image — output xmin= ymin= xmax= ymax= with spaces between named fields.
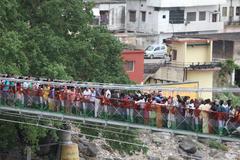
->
xmin=60 ymin=143 xmax=79 ymax=160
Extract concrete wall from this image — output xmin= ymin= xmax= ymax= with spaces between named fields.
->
xmin=233 ymin=41 xmax=240 ymax=64
xmin=121 ymin=50 xmax=144 ymax=83
xmin=187 ymin=70 xmax=214 ymax=99
xmin=96 ymin=3 xmax=125 ymax=31
xmin=185 ymin=44 xmax=212 ymax=64
xmin=169 ymin=43 xmax=186 ymax=64
xmin=115 ymin=33 xmax=161 ymax=49
xmin=147 ymin=0 xmax=226 ymax=7
xmin=154 ymin=66 xmax=185 ymax=82
xmin=126 ymin=0 xmax=224 ymax=35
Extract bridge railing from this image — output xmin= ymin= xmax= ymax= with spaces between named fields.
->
xmin=0 ymin=87 xmax=239 ymax=138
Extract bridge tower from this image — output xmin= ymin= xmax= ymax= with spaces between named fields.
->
xmin=57 ymin=124 xmax=79 ymax=160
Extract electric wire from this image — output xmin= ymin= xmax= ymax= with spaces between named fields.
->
xmin=0 ymin=118 xmax=147 ymax=148
xmin=1 ymin=77 xmax=240 ymax=92
xmin=0 ymin=111 xmax=138 ymax=137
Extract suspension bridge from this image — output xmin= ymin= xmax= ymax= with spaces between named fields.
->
xmin=0 ymin=77 xmax=239 ymax=142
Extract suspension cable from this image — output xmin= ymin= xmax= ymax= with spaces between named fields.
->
xmin=0 ymin=118 xmax=147 ymax=148
xmin=1 ymin=77 xmax=240 ymax=92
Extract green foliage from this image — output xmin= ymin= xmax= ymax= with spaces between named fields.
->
xmin=0 ymin=0 xmax=130 ymax=83
xmin=80 ymin=125 xmax=148 ymax=155
xmin=208 ymin=140 xmax=228 ymax=151
xmin=215 ymin=92 xmax=240 ymax=107
xmin=0 ymin=122 xmax=18 ymax=150
xmin=218 ymin=59 xmax=239 ymax=86
xmin=102 ymin=128 xmax=148 ymax=155
xmin=18 ymin=124 xmax=47 ymax=147
xmin=0 ymin=0 xmax=131 ymax=156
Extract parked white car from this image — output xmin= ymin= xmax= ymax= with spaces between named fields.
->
xmin=144 ymin=44 xmax=168 ymax=59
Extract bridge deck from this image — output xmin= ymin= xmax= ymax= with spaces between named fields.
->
xmin=0 ymin=106 xmax=239 ymax=142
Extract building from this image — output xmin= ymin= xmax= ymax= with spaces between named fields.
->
xmin=91 ymin=0 xmax=126 ymax=32
xmin=125 ymin=0 xmax=226 ymax=43
xmin=122 ymin=50 xmax=144 ymax=83
xmin=145 ymin=38 xmax=220 ymax=99
xmin=180 ymin=32 xmax=240 ymax=86
xmin=221 ymin=0 xmax=240 ymax=25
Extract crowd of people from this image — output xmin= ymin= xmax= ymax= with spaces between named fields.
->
xmin=0 ymin=76 xmax=240 ymax=136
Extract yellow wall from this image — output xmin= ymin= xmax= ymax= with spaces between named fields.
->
xmin=185 ymin=45 xmax=211 ymax=64
xmin=169 ymin=41 xmax=212 ymax=66
xmin=169 ymin=43 xmax=186 ymax=64
xmin=161 ymin=82 xmax=199 ymax=99
xmin=187 ymin=70 xmax=214 ymax=99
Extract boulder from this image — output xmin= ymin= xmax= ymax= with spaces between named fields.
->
xmin=78 ymin=141 xmax=98 ymax=157
xmin=167 ymin=155 xmax=179 ymax=160
xmin=147 ymin=156 xmax=160 ymax=160
xmin=179 ymin=139 xmax=197 ymax=154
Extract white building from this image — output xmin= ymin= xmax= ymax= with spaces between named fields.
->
xmin=126 ymin=0 xmax=226 ymax=42
xmin=92 ymin=0 xmax=126 ymax=32
xmin=220 ymin=0 xmax=240 ymax=24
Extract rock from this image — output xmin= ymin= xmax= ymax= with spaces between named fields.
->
xmin=179 ymin=138 xmax=197 ymax=154
xmin=209 ymin=149 xmax=218 ymax=157
xmin=147 ymin=156 xmax=160 ymax=160
xmin=168 ymin=155 xmax=179 ymax=160
xmin=225 ymin=152 xmax=238 ymax=160
xmin=152 ymin=136 xmax=162 ymax=146
xmin=212 ymin=152 xmax=225 ymax=160
xmin=101 ymin=144 xmax=114 ymax=153
xmin=78 ymin=141 xmax=98 ymax=157
xmin=192 ymin=150 xmax=204 ymax=159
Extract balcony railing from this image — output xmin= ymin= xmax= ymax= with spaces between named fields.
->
xmin=163 ymin=61 xmax=221 ymax=69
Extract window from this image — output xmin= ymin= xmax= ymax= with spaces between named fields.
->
xmin=124 ymin=61 xmax=134 ymax=72
xmin=112 ymin=9 xmax=114 ymax=25
xmin=230 ymin=6 xmax=234 ymax=17
xmin=212 ymin=14 xmax=217 ymax=22
xmin=129 ymin=10 xmax=136 ymax=22
xmin=141 ymin=11 xmax=146 ymax=22
xmin=161 ymin=46 xmax=166 ymax=50
xmin=187 ymin=12 xmax=196 ymax=22
xmin=154 ymin=47 xmax=160 ymax=51
xmin=154 ymin=7 xmax=160 ymax=11
xmin=169 ymin=10 xmax=184 ymax=24
xmin=100 ymin=11 xmax=109 ymax=25
xmin=222 ymin=7 xmax=227 ymax=17
xmin=199 ymin=11 xmax=206 ymax=21
xmin=236 ymin=7 xmax=240 ymax=16
xmin=172 ymin=50 xmax=177 ymax=60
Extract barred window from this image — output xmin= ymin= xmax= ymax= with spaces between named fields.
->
xmin=199 ymin=11 xmax=206 ymax=21
xmin=129 ymin=10 xmax=136 ymax=22
xmin=222 ymin=7 xmax=227 ymax=17
xmin=187 ymin=12 xmax=196 ymax=22
xmin=169 ymin=10 xmax=184 ymax=24
xmin=124 ymin=61 xmax=134 ymax=72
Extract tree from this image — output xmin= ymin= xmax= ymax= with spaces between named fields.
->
xmin=218 ymin=59 xmax=239 ymax=86
xmin=0 ymin=0 xmax=131 ymax=157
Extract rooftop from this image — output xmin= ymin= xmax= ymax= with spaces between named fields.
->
xmin=179 ymin=32 xmax=240 ymax=42
xmin=165 ymin=37 xmax=211 ymax=44
xmin=89 ymin=0 xmax=126 ymax=4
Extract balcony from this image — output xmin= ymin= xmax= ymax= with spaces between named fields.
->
xmin=165 ymin=61 xmax=221 ymax=70
xmin=146 ymin=0 xmax=226 ymax=7
xmin=159 ymin=21 xmax=224 ymax=34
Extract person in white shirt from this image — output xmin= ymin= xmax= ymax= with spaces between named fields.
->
xmin=82 ymin=88 xmax=92 ymax=114
xmin=103 ymin=89 xmax=111 ymax=113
